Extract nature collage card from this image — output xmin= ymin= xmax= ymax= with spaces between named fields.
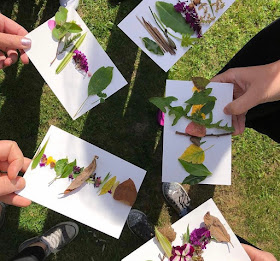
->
xmin=18 ymin=125 xmax=147 ymax=239
xmin=118 ymin=0 xmax=235 ymax=71
xmin=159 ymin=79 xmax=233 ymax=185
xmin=25 ymin=8 xmax=127 ymax=120
xmin=122 ymin=199 xmax=250 ymax=261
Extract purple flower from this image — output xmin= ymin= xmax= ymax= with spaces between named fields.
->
xmin=190 ymin=227 xmax=211 ymax=249
xmin=39 ymin=162 xmax=46 ymax=167
xmin=40 ymin=154 xmax=47 ymax=167
xmin=94 ymin=177 xmax=101 ymax=188
xmin=73 ymin=166 xmax=81 ymax=174
xmin=170 ymin=243 xmax=194 ymax=261
xmin=157 ymin=109 xmax=165 ymax=126
xmin=174 ymin=1 xmax=186 ymax=12
xmin=73 ymin=50 xmax=89 ymax=73
xmin=68 ymin=174 xmax=74 ymax=180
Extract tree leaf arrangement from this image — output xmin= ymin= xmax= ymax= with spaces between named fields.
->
xmin=73 ymin=66 xmax=114 ymax=118
xmin=149 ymin=77 xmax=234 ymax=185
xmin=50 ymin=7 xmax=83 ymax=65
xmin=32 ymin=148 xmax=137 ymax=206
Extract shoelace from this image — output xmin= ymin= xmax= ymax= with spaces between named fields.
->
xmin=42 ymin=229 xmax=65 ymax=252
xmin=179 ymin=194 xmax=189 ymax=209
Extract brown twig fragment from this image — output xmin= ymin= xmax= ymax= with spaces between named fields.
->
xmin=175 ymin=131 xmax=233 ymax=137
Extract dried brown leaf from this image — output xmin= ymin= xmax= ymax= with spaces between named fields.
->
xmin=204 ymin=211 xmax=232 ymax=246
xmin=158 ymin=225 xmax=176 ymax=243
xmin=64 ymin=156 xmax=98 ymax=194
xmin=113 ymin=178 xmax=137 ymax=206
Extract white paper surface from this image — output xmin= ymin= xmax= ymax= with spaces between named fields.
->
xmin=123 ymin=199 xmax=250 ymax=261
xmin=18 ymin=126 xmax=146 ymax=239
xmin=25 ymin=8 xmax=127 ymax=120
xmin=163 ymin=80 xmax=233 ymax=185
xmin=118 ymin=0 xmax=235 ymax=72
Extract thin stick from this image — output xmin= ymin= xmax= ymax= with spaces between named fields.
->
xmin=175 ymin=131 xmax=233 ymax=137
xmin=50 ymin=40 xmax=62 ymax=66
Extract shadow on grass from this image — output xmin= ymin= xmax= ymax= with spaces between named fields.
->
xmin=0 ymin=0 xmax=58 ymax=259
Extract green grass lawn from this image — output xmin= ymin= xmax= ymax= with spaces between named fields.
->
xmin=1 ymin=0 xmax=280 ymax=260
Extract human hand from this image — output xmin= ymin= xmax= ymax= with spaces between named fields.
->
xmin=211 ymin=60 xmax=280 ymax=135
xmin=0 ymin=140 xmax=31 ymax=207
xmin=242 ymin=244 xmax=277 ymax=261
xmin=0 ymin=13 xmax=31 ymax=69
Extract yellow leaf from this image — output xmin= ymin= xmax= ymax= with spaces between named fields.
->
xmin=99 ymin=176 xmax=116 ymax=195
xmin=192 ymin=86 xmax=201 ymax=92
xmin=179 ymin=144 xmax=205 ymax=164
xmin=111 ymin=181 xmax=120 ymax=196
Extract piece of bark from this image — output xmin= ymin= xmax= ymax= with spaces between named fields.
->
xmin=204 ymin=211 xmax=232 ymax=246
xmin=113 ymin=178 xmax=137 ymax=206
xmin=64 ymin=156 xmax=98 ymax=194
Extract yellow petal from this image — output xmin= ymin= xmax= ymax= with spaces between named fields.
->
xmin=47 ymin=156 xmax=55 ymax=165
xmin=99 ymin=176 xmax=117 ymax=196
xmin=191 ymin=104 xmax=206 ymax=119
xmin=192 ymin=86 xmax=201 ymax=92
xmin=179 ymin=144 xmax=205 ymax=164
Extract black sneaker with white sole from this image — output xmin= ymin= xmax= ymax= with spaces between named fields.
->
xmin=162 ymin=182 xmax=191 ymax=217
xmin=127 ymin=209 xmax=155 ymax=242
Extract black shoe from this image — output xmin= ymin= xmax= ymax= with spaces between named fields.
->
xmin=162 ymin=182 xmax=191 ymax=217
xmin=18 ymin=222 xmax=79 ymax=258
xmin=0 ymin=202 xmax=6 ymax=230
xmin=127 ymin=209 xmax=155 ymax=242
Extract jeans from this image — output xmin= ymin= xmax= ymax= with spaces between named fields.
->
xmin=10 ymin=246 xmax=45 ymax=261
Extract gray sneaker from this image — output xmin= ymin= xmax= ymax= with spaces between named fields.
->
xmin=127 ymin=209 xmax=155 ymax=242
xmin=18 ymin=222 xmax=79 ymax=258
xmin=0 ymin=202 xmax=6 ymax=230
xmin=162 ymin=182 xmax=191 ymax=217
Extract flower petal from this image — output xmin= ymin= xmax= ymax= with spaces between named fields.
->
xmin=157 ymin=109 xmax=164 ymax=126
xmin=48 ymin=20 xmax=56 ymax=30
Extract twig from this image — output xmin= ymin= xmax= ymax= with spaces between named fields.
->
xmin=50 ymin=40 xmax=61 ymax=66
xmin=175 ymin=131 xmax=233 ymax=137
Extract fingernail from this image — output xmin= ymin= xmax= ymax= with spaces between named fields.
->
xmin=21 ymin=37 xmax=31 ymax=48
xmin=15 ymin=178 xmax=25 ymax=190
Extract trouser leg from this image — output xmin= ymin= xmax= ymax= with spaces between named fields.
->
xmin=9 ymin=246 xmax=45 ymax=261
xmin=218 ymin=18 xmax=280 ymax=142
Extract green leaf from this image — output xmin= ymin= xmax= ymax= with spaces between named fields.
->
xmin=155 ymin=227 xmax=172 ymax=258
xmin=178 ymin=159 xmax=211 ymax=176
xmin=200 ymin=101 xmax=216 ymax=115
xmin=155 ymin=1 xmax=193 ymax=35
xmin=169 ymin=106 xmax=186 ymax=126
xmin=60 ymin=159 xmax=77 ymax=178
xmin=54 ymin=158 xmax=68 ymax=176
xmin=149 ymin=96 xmax=178 ymax=113
xmin=64 ymin=22 xmax=82 ymax=33
xmin=56 ymin=33 xmax=87 ymax=74
xmin=192 ymin=77 xmax=210 ymax=90
xmin=52 ymin=25 xmax=68 ymax=40
xmin=182 ymin=174 xmax=207 ymax=185
xmin=185 ymin=88 xmax=216 ymax=105
xmin=181 ymin=34 xmax=199 ymax=47
xmin=142 ymin=37 xmax=164 ymax=55
xmin=97 ymin=172 xmax=111 ymax=193
xmin=55 ymin=6 xmax=68 ymax=26
xmin=88 ymin=67 xmax=114 ymax=96
xmin=183 ymin=224 xmax=190 ymax=243
xmin=31 ymin=138 xmax=49 ymax=170
xmin=98 ymin=92 xmax=107 ymax=98
xmin=73 ymin=167 xmax=84 ymax=178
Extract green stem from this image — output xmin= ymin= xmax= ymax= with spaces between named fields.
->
xmin=56 ymin=32 xmax=87 ymax=74
xmin=73 ymin=95 xmax=90 ymax=119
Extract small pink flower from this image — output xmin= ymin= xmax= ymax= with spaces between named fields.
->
xmin=48 ymin=20 xmax=56 ymax=30
xmin=157 ymin=110 xmax=164 ymax=126
xmin=170 ymin=244 xmax=194 ymax=261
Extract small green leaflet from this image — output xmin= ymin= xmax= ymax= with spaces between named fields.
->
xmin=61 ymin=159 xmax=77 ymax=178
xmin=155 ymin=1 xmax=193 ymax=35
xmin=182 ymin=224 xmax=190 ymax=244
xmin=169 ymin=106 xmax=186 ymax=126
xmin=181 ymin=34 xmax=198 ymax=47
xmin=155 ymin=227 xmax=172 ymax=258
xmin=182 ymin=174 xmax=207 ymax=185
xmin=185 ymin=88 xmax=216 ymax=105
xmin=55 ymin=6 xmax=68 ymax=26
xmin=200 ymin=101 xmax=216 ymax=115
xmin=88 ymin=66 xmax=114 ymax=97
xmin=149 ymin=96 xmax=177 ymax=113
xmin=191 ymin=77 xmax=210 ymax=90
xmin=142 ymin=37 xmax=164 ymax=55
xmin=31 ymin=138 xmax=49 ymax=170
xmin=54 ymin=158 xmax=68 ymax=176
xmin=178 ymin=159 xmax=211 ymax=176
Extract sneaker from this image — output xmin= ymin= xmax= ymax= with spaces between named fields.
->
xmin=60 ymin=0 xmax=79 ymax=10
xmin=0 ymin=202 xmax=6 ymax=229
xmin=18 ymin=222 xmax=79 ymax=258
xmin=162 ymin=182 xmax=191 ymax=218
xmin=127 ymin=209 xmax=155 ymax=242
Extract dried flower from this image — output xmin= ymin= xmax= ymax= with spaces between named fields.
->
xmin=94 ymin=177 xmax=102 ymax=187
xmin=73 ymin=49 xmax=89 ymax=73
xmin=190 ymin=227 xmax=211 ymax=249
xmin=47 ymin=156 xmax=56 ymax=167
xmin=40 ymin=154 xmax=47 ymax=167
xmin=174 ymin=1 xmax=186 ymax=12
xmin=170 ymin=243 xmax=194 ymax=261
xmin=73 ymin=166 xmax=81 ymax=174
xmin=68 ymin=174 xmax=74 ymax=180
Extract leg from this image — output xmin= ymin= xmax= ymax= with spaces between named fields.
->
xmin=219 ymin=18 xmax=280 ymax=142
xmin=10 ymin=246 xmax=45 ymax=261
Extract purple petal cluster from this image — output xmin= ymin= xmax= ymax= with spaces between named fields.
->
xmin=174 ymin=1 xmax=202 ymax=37
xmin=190 ymin=227 xmax=211 ymax=249
xmin=73 ymin=49 xmax=89 ymax=73
xmin=40 ymin=154 xmax=47 ymax=167
xmin=73 ymin=166 xmax=81 ymax=174
xmin=170 ymin=243 xmax=194 ymax=261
